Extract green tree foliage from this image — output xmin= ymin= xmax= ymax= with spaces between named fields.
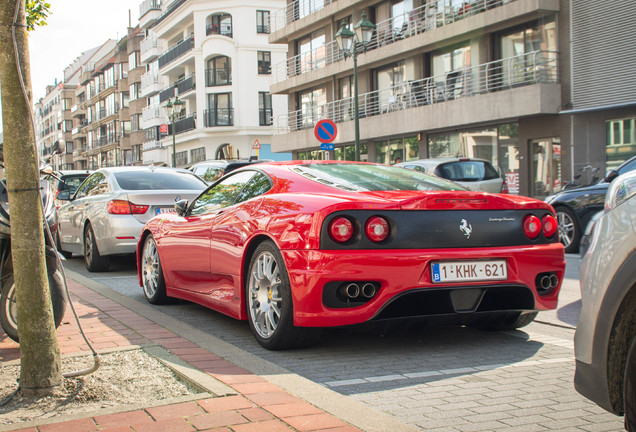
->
xmin=26 ymin=0 xmax=50 ymax=31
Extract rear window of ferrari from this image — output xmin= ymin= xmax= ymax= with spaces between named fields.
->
xmin=292 ymin=163 xmax=468 ymax=192
xmin=114 ymin=171 xmax=207 ymax=191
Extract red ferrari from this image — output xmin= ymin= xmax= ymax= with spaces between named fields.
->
xmin=137 ymin=161 xmax=565 ymax=350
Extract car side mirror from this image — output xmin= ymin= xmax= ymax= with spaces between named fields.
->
xmin=175 ymin=199 xmax=189 ymax=216
xmin=604 ymin=169 xmax=618 ymax=183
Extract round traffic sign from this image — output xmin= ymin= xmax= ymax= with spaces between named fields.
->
xmin=314 ymin=119 xmax=338 ymax=144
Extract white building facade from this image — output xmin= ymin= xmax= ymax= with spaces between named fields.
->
xmin=139 ymin=0 xmax=288 ymax=167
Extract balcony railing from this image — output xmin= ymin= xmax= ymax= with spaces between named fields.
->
xmin=177 ymin=73 xmax=195 ymax=95
xmin=272 ymin=0 xmax=518 ymax=84
xmin=174 ymin=114 xmax=196 ymax=134
xmin=141 ymin=70 xmax=159 ymax=89
xmin=141 ymin=34 xmax=158 ymax=55
xmin=98 ymin=135 xmax=119 ymax=147
xmin=204 ymin=108 xmax=233 ymax=127
xmin=159 ymin=86 xmax=175 ymax=103
xmin=272 ymin=0 xmax=330 ymax=32
xmin=139 ymin=0 xmax=160 ymax=18
xmin=143 ymin=140 xmax=164 ymax=151
xmin=206 ymin=23 xmax=233 ymax=37
xmin=142 ymin=105 xmax=162 ymax=123
xmin=206 ymin=67 xmax=232 ymax=86
xmin=155 ymin=0 xmax=187 ymax=26
xmin=277 ymin=50 xmax=558 ymax=133
xmin=158 ymin=34 xmax=194 ymax=69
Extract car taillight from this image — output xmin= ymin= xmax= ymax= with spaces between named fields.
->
xmin=522 ymin=215 xmax=541 ymax=239
xmin=365 ymin=216 xmax=390 ymax=242
xmin=542 ymin=214 xmax=557 ymax=238
xmin=329 ymin=217 xmax=354 ymax=243
xmin=107 ymin=200 xmax=149 ymax=215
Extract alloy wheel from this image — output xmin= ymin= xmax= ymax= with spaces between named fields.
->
xmin=248 ymin=251 xmax=283 ymax=339
xmin=84 ymin=228 xmax=94 ymax=265
xmin=142 ymin=237 xmax=160 ymax=299
xmin=557 ymin=211 xmax=575 ymax=248
xmin=4 ymin=283 xmax=17 ymax=330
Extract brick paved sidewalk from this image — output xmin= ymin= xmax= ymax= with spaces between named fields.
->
xmin=0 ymin=277 xmax=361 ymax=432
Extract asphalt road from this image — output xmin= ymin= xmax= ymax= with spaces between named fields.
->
xmin=63 ymin=253 xmax=625 ymax=432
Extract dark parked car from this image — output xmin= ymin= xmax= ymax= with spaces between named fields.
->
xmin=189 ymin=159 xmax=272 ymax=184
xmin=545 ymin=155 xmax=636 ymax=253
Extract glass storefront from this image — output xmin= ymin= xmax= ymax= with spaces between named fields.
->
xmin=530 ymin=138 xmax=561 ymax=199
xmin=427 ymin=124 xmax=522 ymax=194
xmin=375 ymin=136 xmax=418 ymax=165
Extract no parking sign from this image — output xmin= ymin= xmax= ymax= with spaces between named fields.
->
xmin=314 ymin=119 xmax=337 ymax=150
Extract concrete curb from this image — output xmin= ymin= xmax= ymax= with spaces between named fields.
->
xmin=67 ymin=269 xmax=419 ymax=432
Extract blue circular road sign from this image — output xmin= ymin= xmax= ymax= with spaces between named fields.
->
xmin=314 ymin=119 xmax=338 ymax=144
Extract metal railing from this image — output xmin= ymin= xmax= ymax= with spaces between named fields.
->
xmin=272 ymin=0 xmax=518 ymax=84
xmin=206 ymin=67 xmax=232 ymax=86
xmin=158 ymin=34 xmax=194 ymax=69
xmin=141 ymin=70 xmax=159 ymax=90
xmin=276 ymin=50 xmax=558 ymax=133
xmin=142 ymin=105 xmax=162 ymax=123
xmin=271 ymin=0 xmax=332 ymax=33
xmin=204 ymin=108 xmax=233 ymax=127
xmin=159 ymin=86 xmax=175 ymax=103
xmin=139 ymin=0 xmax=160 ymax=18
xmin=174 ymin=114 xmax=196 ymax=134
xmin=141 ymin=34 xmax=158 ymax=56
xmin=206 ymin=22 xmax=233 ymax=37
xmin=177 ymin=73 xmax=195 ymax=94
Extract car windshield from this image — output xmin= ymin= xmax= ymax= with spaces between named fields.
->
xmin=437 ymin=161 xmax=500 ymax=182
xmin=292 ymin=163 xmax=468 ymax=192
xmin=114 ymin=171 xmax=207 ymax=190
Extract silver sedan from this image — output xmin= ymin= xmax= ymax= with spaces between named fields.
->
xmin=57 ymin=166 xmax=207 ymax=272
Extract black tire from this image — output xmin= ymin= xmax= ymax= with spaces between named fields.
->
xmin=555 ymin=206 xmax=581 ymax=254
xmin=140 ymin=234 xmax=168 ymax=304
xmin=84 ymin=223 xmax=110 ymax=272
xmin=473 ymin=311 xmax=538 ymax=331
xmin=56 ymin=231 xmax=72 ymax=259
xmin=246 ymin=241 xmax=319 ymax=350
xmin=0 ymin=270 xmax=67 ymax=343
xmin=625 ymin=336 xmax=636 ymax=431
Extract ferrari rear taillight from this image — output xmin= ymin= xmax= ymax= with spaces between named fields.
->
xmin=107 ymin=200 xmax=149 ymax=215
xmin=542 ymin=214 xmax=557 ymax=238
xmin=365 ymin=216 xmax=390 ymax=242
xmin=522 ymin=215 xmax=541 ymax=239
xmin=329 ymin=217 xmax=354 ymax=243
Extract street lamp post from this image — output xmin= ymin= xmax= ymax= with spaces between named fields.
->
xmin=164 ymin=87 xmax=184 ymax=167
xmin=335 ymin=11 xmax=375 ymax=162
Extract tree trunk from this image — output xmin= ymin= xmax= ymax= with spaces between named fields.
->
xmin=0 ymin=0 xmax=62 ymax=395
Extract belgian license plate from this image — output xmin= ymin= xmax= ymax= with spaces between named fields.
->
xmin=156 ymin=207 xmax=176 ymax=215
xmin=431 ymin=260 xmax=507 ymax=283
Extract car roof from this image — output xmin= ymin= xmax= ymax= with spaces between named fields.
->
xmin=399 ymin=157 xmax=493 ymax=166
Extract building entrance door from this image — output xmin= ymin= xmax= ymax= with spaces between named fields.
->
xmin=530 ymin=138 xmax=562 ymax=199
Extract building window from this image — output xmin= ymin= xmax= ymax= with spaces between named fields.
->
xmin=297 ymin=86 xmax=327 ymax=130
xmin=191 ymin=147 xmax=206 ymax=163
xmin=130 ymin=83 xmax=141 ymax=101
xmin=205 ymin=93 xmax=233 ymax=127
xmin=375 ymin=137 xmax=418 ymax=165
xmin=257 ymin=51 xmax=271 ymax=74
xmin=259 ymin=92 xmax=272 ymax=126
xmin=206 ymin=56 xmax=231 ymax=86
xmin=206 ymin=13 xmax=232 ymax=37
xmin=128 ymin=51 xmax=139 ymax=69
xmin=131 ymin=114 xmax=141 ymax=132
xmin=175 ymin=151 xmax=188 ymax=167
xmin=297 ymin=29 xmax=326 ymax=74
xmin=606 ymin=118 xmax=636 ymax=170
xmin=65 ymin=141 xmax=73 ymax=154
xmin=256 ymin=10 xmax=270 ymax=34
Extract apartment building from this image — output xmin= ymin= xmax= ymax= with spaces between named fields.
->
xmin=35 ymin=82 xmax=76 ymax=168
xmin=138 ymin=0 xmax=287 ymax=167
xmin=269 ymin=0 xmax=636 ymax=198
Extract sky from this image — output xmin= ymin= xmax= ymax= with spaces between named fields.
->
xmin=28 ymin=0 xmax=135 ymax=102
